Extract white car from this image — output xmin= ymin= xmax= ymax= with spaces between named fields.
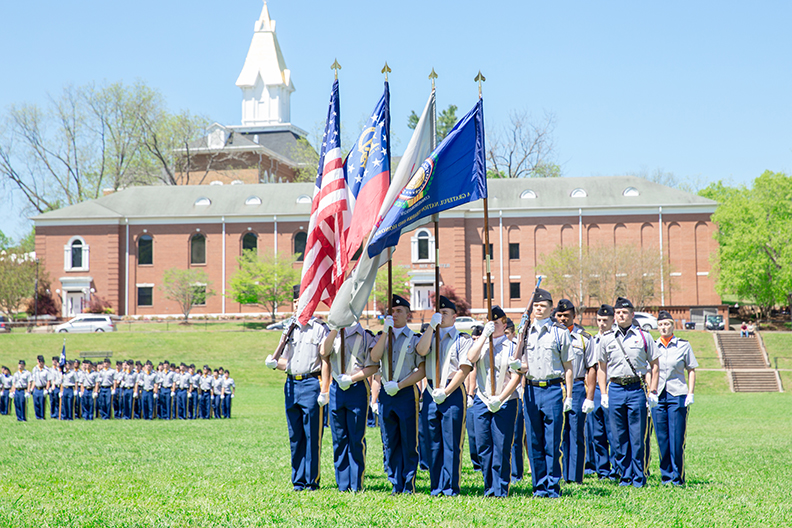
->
xmin=55 ymin=314 xmax=116 ymax=333
xmin=633 ymin=312 xmax=658 ymax=331
xmin=454 ymin=316 xmax=480 ymax=332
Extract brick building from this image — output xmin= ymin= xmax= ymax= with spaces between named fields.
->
xmin=32 ymin=176 xmax=723 ymax=326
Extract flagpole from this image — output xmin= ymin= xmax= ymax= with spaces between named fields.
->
xmin=428 ymin=68 xmax=441 ymax=387
xmin=475 ymin=71 xmax=496 ymax=396
xmin=382 ymin=62 xmax=394 ymax=381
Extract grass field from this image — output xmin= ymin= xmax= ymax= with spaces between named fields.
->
xmin=1 ymin=330 xmax=791 ymax=527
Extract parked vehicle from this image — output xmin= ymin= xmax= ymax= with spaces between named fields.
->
xmin=632 ymin=312 xmax=658 ymax=330
xmin=0 ymin=315 xmax=9 ymax=333
xmin=54 ymin=314 xmax=116 ymax=333
xmin=266 ymin=320 xmax=290 ymax=331
xmin=706 ymin=314 xmax=725 ymax=331
xmin=454 ymin=316 xmax=480 ymax=332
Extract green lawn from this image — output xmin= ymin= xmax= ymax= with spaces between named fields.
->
xmin=1 ymin=330 xmax=791 ymax=527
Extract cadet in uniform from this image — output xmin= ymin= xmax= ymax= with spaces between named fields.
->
xmin=321 ymin=322 xmax=378 ymax=492
xmin=462 ymin=305 xmax=522 ymax=497
xmin=60 ymin=361 xmax=77 ymax=420
xmin=120 ymin=360 xmax=138 ymax=420
xmin=80 ymin=361 xmax=99 ymax=420
xmin=11 ymin=360 xmax=32 ymax=421
xmin=135 ymin=362 xmax=158 ymax=420
xmin=465 ymin=325 xmax=483 ymax=472
xmin=417 ymin=296 xmax=474 ymax=496
xmin=73 ymin=360 xmax=84 ymax=419
xmin=222 ymin=370 xmax=235 ymax=418
xmin=586 ymin=305 xmax=618 ymax=479
xmin=266 ymin=315 xmax=329 ymax=491
xmin=370 ymin=295 xmax=427 ymax=495
xmin=506 ymin=318 xmax=526 ymax=484
xmin=176 ymin=363 xmax=190 ymax=420
xmin=49 ymin=357 xmax=62 ymax=419
xmin=199 ymin=366 xmax=213 ymax=419
xmin=598 ymin=297 xmax=660 ymax=487
xmin=98 ymin=359 xmax=115 ymax=420
xmin=189 ymin=364 xmax=201 ymax=419
xmin=653 ymin=310 xmax=697 ymax=486
xmin=113 ymin=360 xmax=124 ymax=418
xmin=554 ymin=299 xmax=597 ymax=483
xmin=32 ymin=355 xmax=50 ymax=420
xmin=0 ymin=366 xmax=11 ymax=415
xmin=517 ymin=289 xmax=573 ymax=498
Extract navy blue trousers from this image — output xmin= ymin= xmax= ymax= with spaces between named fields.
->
xmin=189 ymin=392 xmax=199 ymax=419
xmin=285 ymin=376 xmax=323 ymax=491
xmin=82 ymin=392 xmax=95 ymax=420
xmin=652 ymin=390 xmax=688 ymax=485
xmin=200 ymin=392 xmax=212 ymax=418
xmin=424 ymin=385 xmax=466 ymax=496
xmin=122 ymin=388 xmax=135 ymax=419
xmin=222 ymin=395 xmax=232 ymax=418
xmin=14 ymin=391 xmax=27 ymax=421
xmin=74 ymin=392 xmax=82 ymax=419
xmin=379 ymin=386 xmax=420 ymax=494
xmin=176 ymin=389 xmax=188 ymax=419
xmin=586 ymin=385 xmax=617 ymax=479
xmin=113 ymin=389 xmax=122 ymax=418
xmin=524 ymin=383 xmax=564 ymax=498
xmin=159 ymin=390 xmax=173 ymax=419
xmin=60 ymin=388 xmax=74 ymax=420
xmin=140 ymin=390 xmax=154 ymax=420
xmin=609 ymin=382 xmax=649 ymax=487
xmin=329 ymin=379 xmax=369 ymax=492
xmin=466 ymin=399 xmax=481 ymax=471
xmin=562 ymin=380 xmax=587 ymax=483
xmin=473 ymin=396 xmax=517 ymax=497
xmin=0 ymin=389 xmax=8 ymax=415
xmin=33 ymin=388 xmax=47 ymax=419
xmin=418 ymin=392 xmax=430 ymax=471
xmin=511 ymin=396 xmax=525 ymax=482
xmin=212 ymin=394 xmax=222 ymax=418
xmin=50 ymin=389 xmax=59 ymax=419
xmin=98 ymin=387 xmax=112 ymax=419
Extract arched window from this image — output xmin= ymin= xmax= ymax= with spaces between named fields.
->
xmin=417 ymin=231 xmax=430 ymax=260
xmin=191 ymin=234 xmax=206 ymax=265
xmin=411 ymin=229 xmax=435 ymax=263
xmin=138 ymin=235 xmax=153 ymax=265
xmin=71 ymin=239 xmax=83 ymax=269
xmin=294 ymin=232 xmax=307 ymax=262
xmin=242 ymin=232 xmax=258 ymax=253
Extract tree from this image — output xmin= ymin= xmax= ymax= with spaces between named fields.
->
xmin=373 ymin=266 xmax=410 ymax=315
xmin=700 ymin=172 xmax=792 ymax=319
xmin=0 ymin=230 xmax=12 ymax=251
xmin=407 ymin=104 xmax=459 ymax=143
xmin=622 ymin=167 xmax=708 ymax=194
xmin=0 ymin=249 xmax=37 ymax=319
xmin=227 ymin=250 xmax=300 ymax=322
xmin=486 ymin=109 xmax=558 ymax=179
xmin=428 ymin=285 xmax=471 ymax=316
xmin=26 ymin=278 xmax=59 ymax=318
xmin=160 ymin=268 xmax=215 ymax=323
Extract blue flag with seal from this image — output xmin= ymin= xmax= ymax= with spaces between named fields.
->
xmin=367 ymin=98 xmax=486 ymax=258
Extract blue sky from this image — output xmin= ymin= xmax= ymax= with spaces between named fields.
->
xmin=1 ymin=1 xmax=791 ymax=240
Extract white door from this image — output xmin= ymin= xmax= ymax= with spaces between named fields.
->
xmin=412 ymin=284 xmax=433 ymax=311
xmin=66 ymin=292 xmax=83 ymax=318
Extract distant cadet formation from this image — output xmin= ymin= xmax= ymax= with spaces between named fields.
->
xmin=1 ymin=359 xmax=235 ymax=422
xmin=266 ymin=291 xmax=698 ymax=496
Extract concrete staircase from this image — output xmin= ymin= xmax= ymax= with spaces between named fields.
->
xmin=715 ymin=332 xmax=783 ymax=392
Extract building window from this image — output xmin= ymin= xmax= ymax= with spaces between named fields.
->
xmin=482 ymin=243 xmax=493 ymax=260
xmin=294 ymin=232 xmax=307 ymax=261
xmin=242 ymin=232 xmax=257 ymax=253
xmin=191 ymin=234 xmax=206 ymax=265
xmin=509 ymin=243 xmax=520 ymax=260
xmin=138 ymin=235 xmax=153 ymax=265
xmin=137 ymin=286 xmax=153 ymax=307
xmin=417 ymin=232 xmax=429 ymax=260
xmin=411 ymin=229 xmax=435 ymax=263
xmin=192 ymin=285 xmax=207 ymax=306
xmin=64 ymin=237 xmax=89 ymax=271
xmin=71 ymin=240 xmax=83 ymax=269
xmin=510 ymin=282 xmax=521 ymax=299
xmin=483 ymin=282 xmax=494 ymax=302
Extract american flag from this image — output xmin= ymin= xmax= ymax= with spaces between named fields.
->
xmin=295 ymin=80 xmax=349 ymax=325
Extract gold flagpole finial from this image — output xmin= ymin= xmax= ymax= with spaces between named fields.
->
xmin=381 ymin=62 xmax=392 ymax=81
xmin=474 ymin=71 xmax=486 ymax=99
xmin=428 ymin=68 xmax=438 ymax=90
xmin=331 ymin=59 xmax=342 ymax=80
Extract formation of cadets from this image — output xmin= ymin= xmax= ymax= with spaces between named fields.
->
xmin=266 ymin=290 xmax=698 ymax=496
xmin=1 ymin=358 xmax=235 ymax=422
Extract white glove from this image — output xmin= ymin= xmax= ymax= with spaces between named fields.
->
xmin=92 ymin=392 xmax=97 ymax=399
xmin=79 ymin=391 xmax=84 ymax=398
xmin=582 ymin=399 xmax=595 ymax=414
xmin=49 ymin=388 xmax=54 ymax=395
xmin=60 ymin=390 xmax=64 ymax=397
xmin=431 ymin=388 xmax=447 ymax=405
xmin=563 ymin=397 xmax=573 ymax=413
xmin=685 ymin=393 xmax=694 ymax=407
xmin=648 ymin=392 xmax=659 ymax=408
xmin=133 ymin=392 xmax=138 ymax=399
xmin=154 ymin=393 xmax=158 ymax=399
xmin=600 ymin=394 xmax=609 ymax=409
xmin=429 ymin=312 xmax=442 ymax=330
xmin=371 ymin=401 xmax=379 ymax=415
xmin=508 ymin=358 xmax=522 ymax=372
xmin=221 ymin=394 xmax=225 ymax=400
xmin=482 ymin=321 xmax=495 ymax=338
xmin=419 ymin=399 xmax=423 ymax=411
xmin=486 ymin=397 xmax=502 ymax=413
xmin=337 ymin=374 xmax=354 ymax=391
xmin=382 ymin=315 xmax=394 ymax=333
xmin=383 ymin=380 xmax=400 ymax=396
xmin=231 ymin=394 xmax=235 ymax=399
xmin=111 ymin=389 xmax=116 ymax=396
xmin=317 ymin=392 xmax=329 ymax=407
xmin=467 ymin=394 xmax=475 ymax=408
xmin=25 ymin=391 xmax=30 ymax=399
xmin=265 ymin=355 xmax=278 ymax=370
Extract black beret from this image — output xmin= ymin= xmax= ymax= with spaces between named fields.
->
xmin=556 ymin=299 xmax=575 ymax=313
xmin=533 ymin=288 xmax=552 ymax=304
xmin=658 ymin=310 xmax=673 ymax=321
xmin=438 ymin=295 xmax=456 ymax=313
xmin=491 ymin=305 xmax=506 ymax=321
xmin=505 ymin=318 xmax=515 ymax=330
xmin=18 ymin=359 xmax=25 ymax=365
xmin=597 ymin=304 xmax=615 ymax=316
xmin=471 ymin=325 xmax=483 ymax=337
xmin=392 ymin=294 xmax=410 ymax=310
xmin=614 ymin=297 xmax=634 ymax=309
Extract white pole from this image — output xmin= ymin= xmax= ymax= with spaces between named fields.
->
xmin=274 ymin=215 xmax=278 ymax=318
xmin=499 ymin=210 xmax=504 ymax=306
xmin=659 ymin=206 xmax=665 ymax=306
xmin=124 ymin=218 xmax=129 ymax=316
xmin=579 ymin=208 xmax=583 ymax=313
xmin=222 ymin=217 xmax=226 ymax=315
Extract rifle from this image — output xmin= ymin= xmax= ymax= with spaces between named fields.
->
xmin=514 ymin=276 xmax=544 ymax=363
xmin=613 ymin=332 xmax=654 ymax=419
xmin=272 ymin=321 xmax=298 ymax=362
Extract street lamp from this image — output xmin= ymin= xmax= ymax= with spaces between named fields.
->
xmin=34 ymin=258 xmax=39 ymax=326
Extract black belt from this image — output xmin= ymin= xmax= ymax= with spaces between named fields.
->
xmin=574 ymin=377 xmax=586 ymax=382
xmin=288 ymin=372 xmax=320 ymax=381
xmin=36 ymin=385 xmax=47 ymax=389
xmin=527 ymin=378 xmax=563 ymax=387
xmin=611 ymin=376 xmax=641 ymax=386
xmin=101 ymin=385 xmax=112 ymax=388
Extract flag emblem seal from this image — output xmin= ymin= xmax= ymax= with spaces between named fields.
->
xmin=398 ymin=156 xmax=436 ymax=208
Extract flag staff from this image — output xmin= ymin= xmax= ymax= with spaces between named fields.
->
xmin=382 ymin=62 xmax=394 ymax=381
xmin=331 ymin=57 xmax=346 ymax=372
xmin=475 ymin=70 xmax=496 ymax=395
xmin=428 ymin=68 xmax=441 ymax=385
